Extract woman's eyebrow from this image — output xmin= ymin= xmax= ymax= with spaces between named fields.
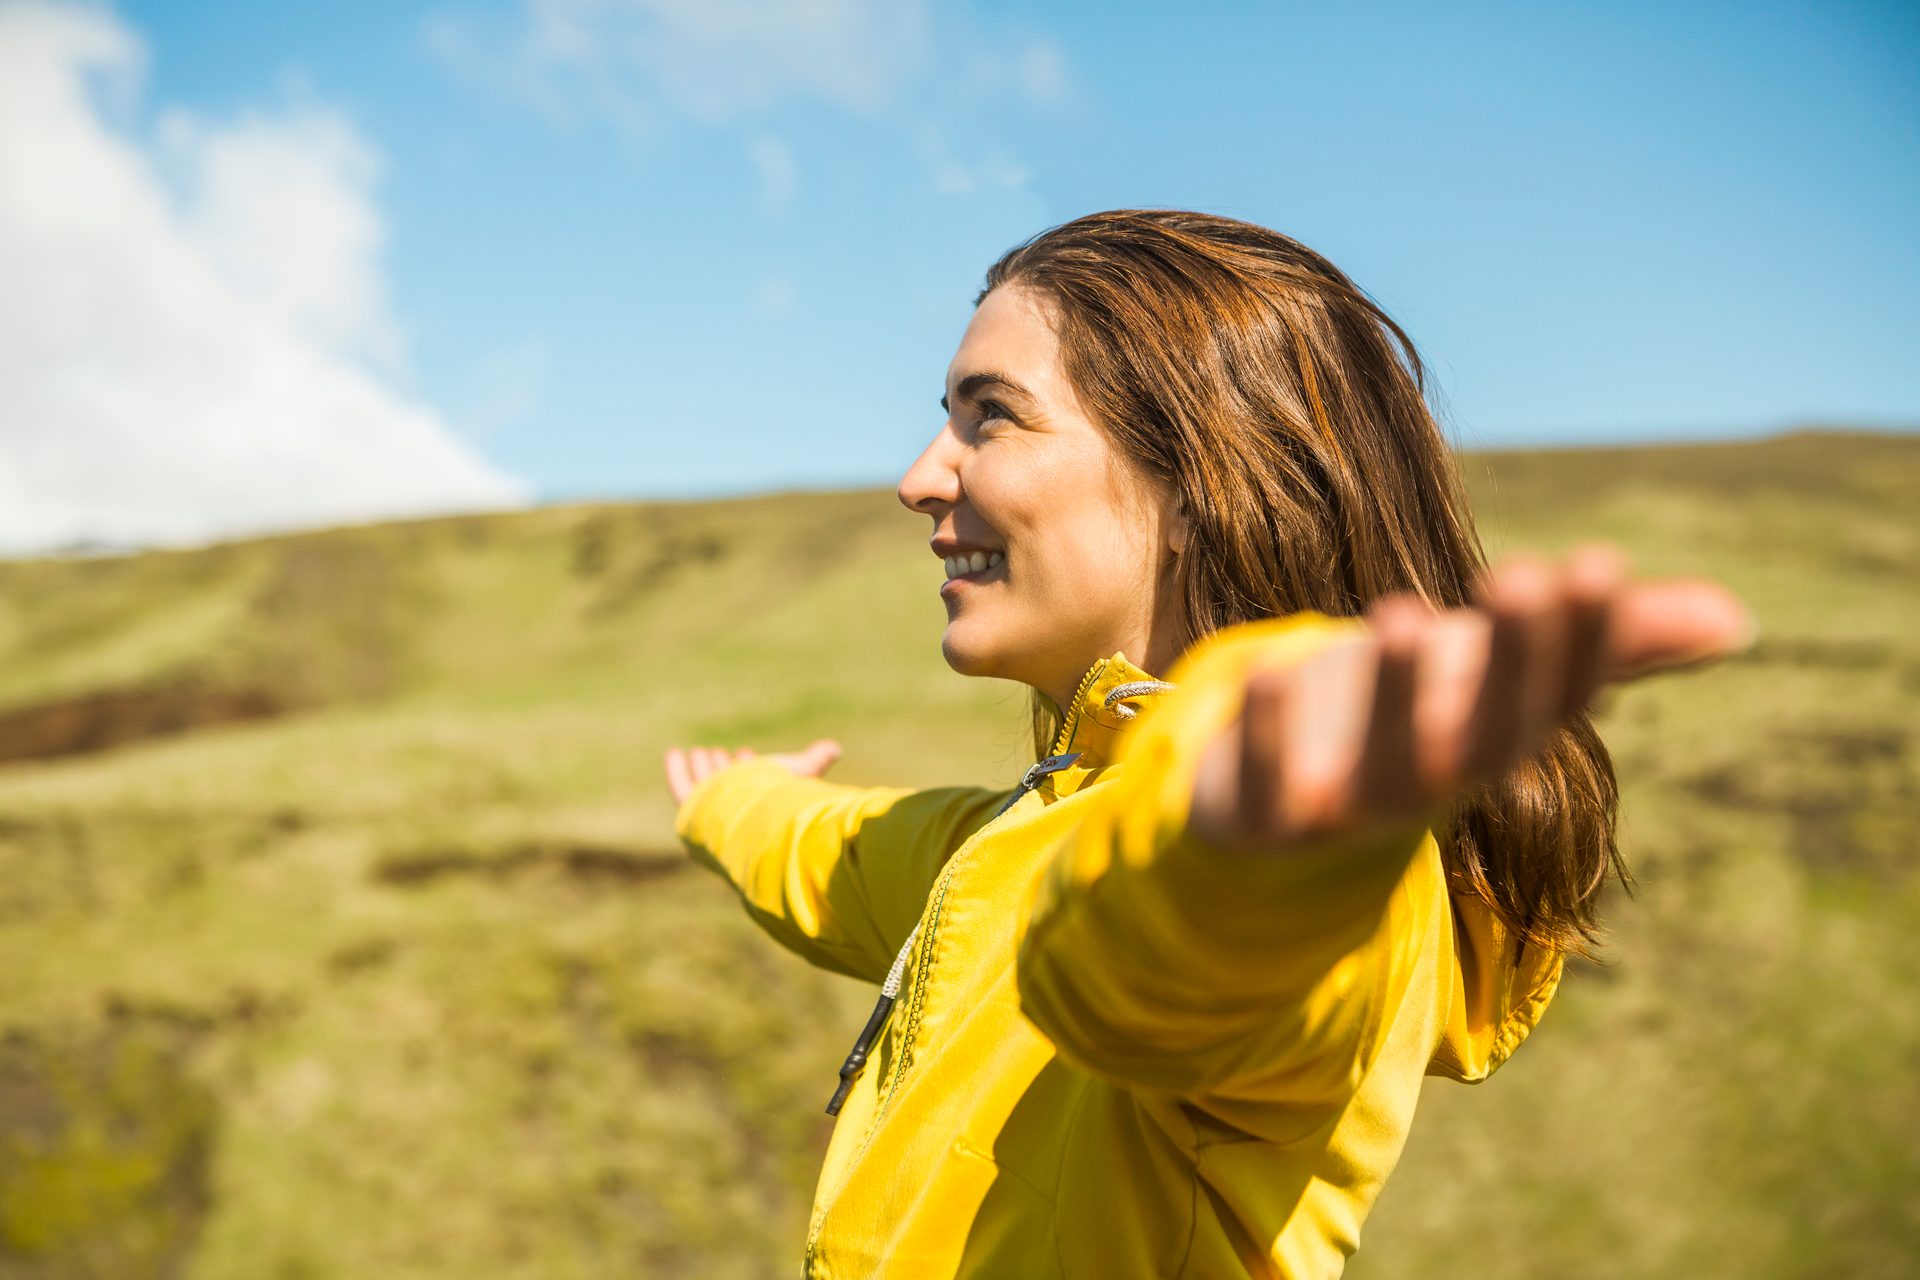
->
xmin=941 ymin=371 xmax=1035 ymax=413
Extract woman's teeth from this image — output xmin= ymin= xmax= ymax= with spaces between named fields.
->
xmin=944 ymin=551 xmax=1004 ymax=579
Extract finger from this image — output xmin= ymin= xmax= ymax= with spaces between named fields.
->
xmin=693 ymin=746 xmax=720 ymax=779
xmin=664 ymin=747 xmax=694 ymax=802
xmin=1187 ymin=721 xmax=1240 ymax=848
xmin=802 ymin=738 xmax=843 ymax=775
xmin=1411 ymin=607 xmax=1490 ymax=792
xmin=736 ymin=747 xmax=758 ymax=760
xmin=1356 ymin=596 xmax=1425 ymax=815
xmin=1560 ymin=543 xmax=1627 ymax=717
xmin=1237 ymin=668 xmax=1289 ymax=843
xmin=1605 ymin=579 xmax=1755 ymax=681
xmin=1283 ymin=639 xmax=1380 ymax=834
xmin=1461 ymin=559 xmax=1561 ymax=780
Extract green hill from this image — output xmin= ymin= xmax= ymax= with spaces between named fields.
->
xmin=1 ymin=430 xmax=1915 ymax=1278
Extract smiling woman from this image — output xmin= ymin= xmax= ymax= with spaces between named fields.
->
xmin=663 ymin=210 xmax=1750 ymax=1279
xmin=913 ymin=289 xmax=1192 ymax=710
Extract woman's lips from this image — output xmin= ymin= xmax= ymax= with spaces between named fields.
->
xmin=939 ymin=555 xmax=1004 ymax=598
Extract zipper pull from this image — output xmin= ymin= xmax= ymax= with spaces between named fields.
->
xmin=1021 ymin=752 xmax=1083 ymax=788
xmin=990 ymin=752 xmax=1083 ymax=820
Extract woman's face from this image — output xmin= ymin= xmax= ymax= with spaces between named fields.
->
xmin=897 ymin=284 xmax=1188 ymax=710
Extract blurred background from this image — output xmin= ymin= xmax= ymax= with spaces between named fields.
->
xmin=1 ymin=1 xmax=1915 ymax=1276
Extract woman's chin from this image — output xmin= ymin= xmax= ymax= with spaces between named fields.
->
xmin=939 ymin=626 xmax=1011 ymax=679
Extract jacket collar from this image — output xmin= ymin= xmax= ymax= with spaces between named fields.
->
xmin=1043 ymin=651 xmax=1168 ymax=798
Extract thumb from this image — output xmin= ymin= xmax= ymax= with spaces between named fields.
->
xmin=797 ymin=738 xmax=843 ymax=776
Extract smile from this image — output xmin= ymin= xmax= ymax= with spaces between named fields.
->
xmin=943 ymin=551 xmax=1004 ymax=580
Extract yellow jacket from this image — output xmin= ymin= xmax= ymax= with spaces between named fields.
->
xmin=675 ymin=613 xmax=1562 ymax=1278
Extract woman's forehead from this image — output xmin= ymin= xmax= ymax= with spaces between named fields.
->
xmin=946 ymin=285 xmax=1064 ymax=399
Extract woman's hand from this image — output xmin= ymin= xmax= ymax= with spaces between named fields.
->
xmin=1187 ymin=545 xmax=1753 ymax=852
xmin=663 ymin=737 xmax=843 ymax=805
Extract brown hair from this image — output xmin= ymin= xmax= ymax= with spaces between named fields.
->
xmin=984 ymin=209 xmax=1624 ymax=955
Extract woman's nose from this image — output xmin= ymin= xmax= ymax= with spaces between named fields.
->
xmin=897 ymin=426 xmax=962 ymax=514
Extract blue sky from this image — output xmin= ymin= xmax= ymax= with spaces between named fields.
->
xmin=3 ymin=1 xmax=1916 ymax=548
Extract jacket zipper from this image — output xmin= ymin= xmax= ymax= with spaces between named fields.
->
xmin=842 ymin=657 xmax=1103 ymax=1108
xmin=806 ymin=659 xmax=1107 ymax=1270
xmin=821 ymin=748 xmax=1083 ymax=1115
xmin=1046 ymin=657 xmax=1102 ymax=760
xmin=805 ymin=748 xmax=1083 ymax=1269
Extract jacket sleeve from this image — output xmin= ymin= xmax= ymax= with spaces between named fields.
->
xmin=1014 ymin=613 xmax=1441 ymax=1104
xmin=675 ymin=757 xmax=1009 ymax=985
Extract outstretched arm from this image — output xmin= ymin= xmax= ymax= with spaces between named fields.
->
xmin=667 ymin=738 xmax=1009 ymax=984
xmin=1016 ymin=546 xmax=1751 ymax=1101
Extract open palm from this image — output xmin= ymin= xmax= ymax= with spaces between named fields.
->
xmin=664 ymin=737 xmax=842 ymax=805
xmin=1187 ymin=545 xmax=1751 ymax=851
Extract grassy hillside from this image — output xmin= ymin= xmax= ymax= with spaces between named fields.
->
xmin=0 ymin=431 xmax=1915 ymax=1278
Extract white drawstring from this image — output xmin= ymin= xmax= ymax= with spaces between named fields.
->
xmin=881 ymin=921 xmax=920 ymax=1000
xmin=1102 ymin=680 xmax=1176 ymax=719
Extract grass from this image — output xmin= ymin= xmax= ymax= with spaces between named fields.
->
xmin=0 ymin=430 xmax=1915 ymax=1277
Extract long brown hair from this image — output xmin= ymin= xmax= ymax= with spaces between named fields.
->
xmin=985 ymin=209 xmax=1624 ymax=955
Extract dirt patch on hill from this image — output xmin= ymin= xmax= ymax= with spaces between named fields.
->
xmin=371 ymin=840 xmax=689 ymax=889
xmin=1679 ymin=724 xmax=1916 ymax=882
xmin=0 ymin=679 xmax=285 ymax=766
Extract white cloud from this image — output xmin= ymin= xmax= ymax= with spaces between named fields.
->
xmin=425 ymin=0 xmax=1063 ymax=200
xmin=425 ymin=0 xmax=929 ymax=138
xmin=0 ymin=1 xmax=526 ymax=557
xmin=524 ymin=0 xmax=927 ymax=124
xmin=918 ymin=134 xmax=1030 ymax=195
xmin=158 ymin=105 xmax=400 ymax=365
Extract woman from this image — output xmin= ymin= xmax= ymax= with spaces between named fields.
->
xmin=663 ymin=210 xmax=1749 ymax=1278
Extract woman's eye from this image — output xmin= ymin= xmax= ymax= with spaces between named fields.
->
xmin=978 ymin=400 xmax=1012 ymax=424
